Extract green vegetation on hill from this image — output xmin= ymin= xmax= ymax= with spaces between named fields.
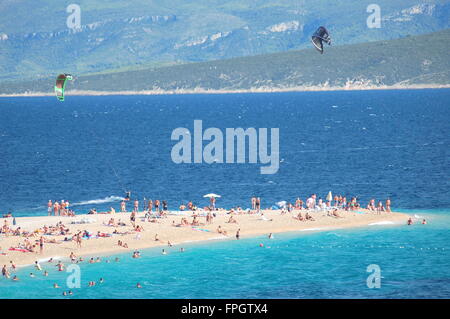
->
xmin=1 ymin=29 xmax=449 ymax=94
xmin=0 ymin=0 xmax=449 ymax=80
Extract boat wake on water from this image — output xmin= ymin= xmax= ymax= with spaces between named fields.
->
xmin=72 ymin=196 xmax=125 ymax=207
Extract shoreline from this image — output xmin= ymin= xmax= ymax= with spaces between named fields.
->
xmin=0 ymin=84 xmax=449 ymax=98
xmin=0 ymin=209 xmax=411 ymax=268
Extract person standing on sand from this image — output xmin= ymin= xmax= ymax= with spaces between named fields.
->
xmin=377 ymin=201 xmax=384 ymax=214
xmin=342 ymin=197 xmax=347 ymax=210
xmin=148 ymin=199 xmax=153 ymax=212
xmin=385 ymin=198 xmax=391 ymax=212
xmin=255 ymin=197 xmax=261 ymax=213
xmin=134 ymin=199 xmax=139 ymax=213
xmin=236 ymin=229 xmax=240 ymax=240
xmin=61 ymin=200 xmax=66 ymax=215
xmin=47 ymin=200 xmax=53 ymax=216
xmin=130 ymin=211 xmax=136 ymax=227
xmin=39 ymin=236 xmax=44 ymax=254
xmin=295 ymin=198 xmax=302 ymax=210
xmin=75 ymin=233 xmax=82 ymax=248
xmin=306 ymin=195 xmax=314 ymax=210
xmin=155 ymin=199 xmax=160 ymax=212
xmin=53 ymin=201 xmax=59 ymax=216
xmin=120 ymin=200 xmax=126 ymax=212
xmin=251 ymin=197 xmax=256 ymax=211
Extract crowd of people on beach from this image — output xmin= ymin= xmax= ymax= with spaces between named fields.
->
xmin=47 ymin=200 xmax=75 ymax=216
xmin=1 ymin=191 xmax=418 ymax=295
xmin=0 ymin=190 xmax=428 ymax=297
xmin=0 ymin=193 xmax=396 ymax=254
xmin=37 ymin=192 xmax=394 ymax=219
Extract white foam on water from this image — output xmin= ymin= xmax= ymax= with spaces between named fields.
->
xmin=300 ymin=227 xmax=328 ymax=232
xmin=72 ymin=196 xmax=124 ymax=206
xmin=37 ymin=256 xmax=62 ymax=263
xmin=368 ymin=221 xmax=395 ymax=226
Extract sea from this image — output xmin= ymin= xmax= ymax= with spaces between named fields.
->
xmin=0 ymin=89 xmax=448 ymax=298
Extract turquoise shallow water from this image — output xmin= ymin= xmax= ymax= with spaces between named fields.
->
xmin=0 ymin=209 xmax=448 ymax=299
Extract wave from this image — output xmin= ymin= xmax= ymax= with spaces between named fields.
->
xmin=300 ymin=227 xmax=328 ymax=231
xmin=368 ymin=221 xmax=396 ymax=226
xmin=72 ymin=196 xmax=124 ymax=206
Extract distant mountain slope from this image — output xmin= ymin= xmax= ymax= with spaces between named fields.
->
xmin=0 ymin=0 xmax=449 ymax=80
xmin=1 ymin=29 xmax=449 ymax=94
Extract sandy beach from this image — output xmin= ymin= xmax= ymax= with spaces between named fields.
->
xmin=0 ymin=84 xmax=449 ymax=98
xmin=0 ymin=209 xmax=410 ymax=268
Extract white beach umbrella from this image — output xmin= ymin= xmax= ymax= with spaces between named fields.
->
xmin=326 ymin=191 xmax=333 ymax=202
xmin=203 ymin=193 xmax=221 ymax=198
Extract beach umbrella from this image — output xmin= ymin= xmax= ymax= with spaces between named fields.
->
xmin=203 ymin=193 xmax=221 ymax=198
xmin=326 ymin=191 xmax=333 ymax=202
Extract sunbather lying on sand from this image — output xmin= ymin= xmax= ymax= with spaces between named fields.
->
xmin=112 ymin=229 xmax=132 ymax=235
xmin=226 ymin=216 xmax=238 ymax=224
xmin=294 ymin=212 xmax=305 ymax=221
xmin=328 ymin=209 xmax=343 ymax=218
xmin=259 ymin=213 xmax=273 ymax=221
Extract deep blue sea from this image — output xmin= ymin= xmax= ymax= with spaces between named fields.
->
xmin=0 ymin=89 xmax=449 ymax=298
